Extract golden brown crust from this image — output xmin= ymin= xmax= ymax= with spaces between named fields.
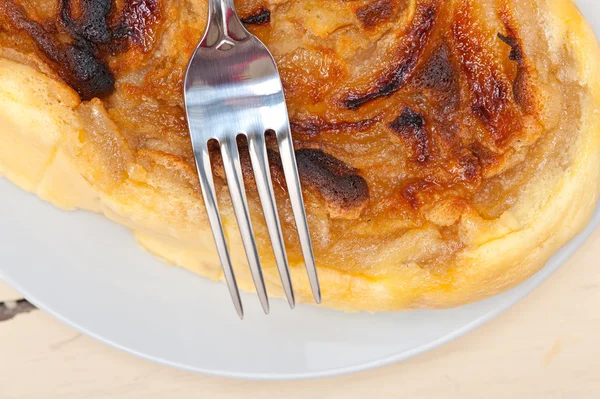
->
xmin=0 ymin=0 xmax=599 ymax=311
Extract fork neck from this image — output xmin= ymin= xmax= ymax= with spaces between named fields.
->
xmin=206 ymin=0 xmax=247 ymax=44
xmin=209 ymin=0 xmax=235 ymax=15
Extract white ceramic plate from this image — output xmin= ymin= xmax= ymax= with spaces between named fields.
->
xmin=1 ymin=0 xmax=599 ymax=381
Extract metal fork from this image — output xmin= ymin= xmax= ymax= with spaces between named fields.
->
xmin=183 ymin=0 xmax=321 ymax=318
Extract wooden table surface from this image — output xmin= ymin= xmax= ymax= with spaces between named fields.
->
xmin=1 ymin=227 xmax=599 ymax=398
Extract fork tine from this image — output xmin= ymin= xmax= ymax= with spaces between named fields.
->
xmin=193 ymin=143 xmax=244 ymax=319
xmin=248 ymin=133 xmax=295 ymax=309
xmin=276 ymin=128 xmax=322 ymax=304
xmin=220 ymin=136 xmax=270 ymax=314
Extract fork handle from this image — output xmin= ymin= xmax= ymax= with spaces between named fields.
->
xmin=206 ymin=0 xmax=248 ymax=45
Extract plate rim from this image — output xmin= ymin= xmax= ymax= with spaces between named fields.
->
xmin=2 ymin=205 xmax=598 ymax=381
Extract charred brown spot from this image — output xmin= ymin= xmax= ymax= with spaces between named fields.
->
xmin=60 ymin=0 xmax=112 ymax=43
xmin=388 ymin=107 xmax=430 ymax=163
xmin=296 ymin=149 xmax=369 ymax=218
xmin=497 ymin=31 xmax=533 ymax=112
xmin=497 ymin=33 xmax=523 ymax=62
xmin=342 ymin=5 xmax=437 ymax=110
xmin=290 ymin=114 xmax=381 ymax=137
xmin=512 ymin=67 xmax=531 ymax=111
xmin=356 ymin=0 xmax=393 ymax=29
xmin=210 ymin=145 xmax=368 ymax=219
xmin=413 ymin=43 xmax=455 ymax=91
xmin=0 ymin=0 xmax=162 ymax=99
xmin=412 ymin=42 xmax=459 ymax=113
xmin=0 ymin=0 xmax=114 ymax=100
xmin=114 ymin=0 xmax=161 ymax=51
xmin=241 ymin=7 xmax=271 ymax=25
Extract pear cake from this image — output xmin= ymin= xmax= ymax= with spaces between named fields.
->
xmin=0 ymin=0 xmax=599 ymax=311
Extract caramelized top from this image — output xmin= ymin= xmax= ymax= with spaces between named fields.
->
xmin=0 ymin=0 xmax=571 ymax=272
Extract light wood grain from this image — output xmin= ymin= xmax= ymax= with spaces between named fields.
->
xmin=1 ymin=228 xmax=599 ymax=398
